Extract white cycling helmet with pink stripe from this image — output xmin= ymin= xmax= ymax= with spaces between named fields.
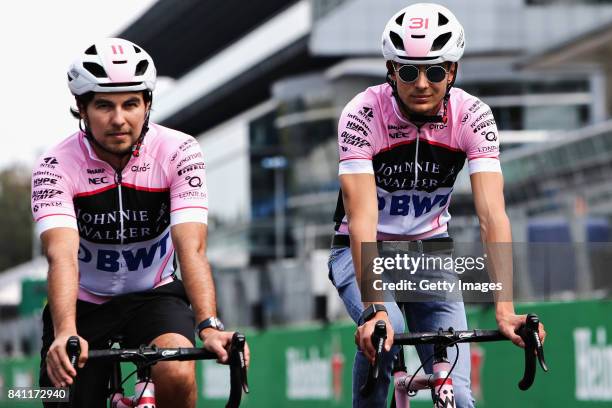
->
xmin=67 ymin=38 xmax=156 ymax=95
xmin=382 ymin=3 xmax=465 ymax=65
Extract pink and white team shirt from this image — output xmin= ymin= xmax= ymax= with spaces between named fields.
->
xmin=334 ymin=84 xmax=501 ymax=240
xmin=31 ymin=123 xmax=208 ymax=302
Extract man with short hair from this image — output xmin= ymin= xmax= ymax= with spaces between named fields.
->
xmin=33 ymin=38 xmax=248 ymax=408
xmin=328 ymin=4 xmax=545 ymax=407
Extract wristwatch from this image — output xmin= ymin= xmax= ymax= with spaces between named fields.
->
xmin=360 ymin=304 xmax=387 ymax=324
xmin=196 ymin=317 xmax=225 ymax=334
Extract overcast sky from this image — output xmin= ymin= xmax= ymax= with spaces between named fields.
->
xmin=0 ymin=0 xmax=157 ymax=170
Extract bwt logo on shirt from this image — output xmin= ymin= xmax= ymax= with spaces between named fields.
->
xmin=378 ymin=193 xmax=450 ymax=217
xmin=78 ymin=232 xmax=170 ymax=272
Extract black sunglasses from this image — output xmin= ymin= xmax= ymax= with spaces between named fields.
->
xmin=394 ymin=64 xmax=448 ymax=83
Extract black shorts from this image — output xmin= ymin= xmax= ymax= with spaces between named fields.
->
xmin=39 ymin=279 xmax=195 ymax=408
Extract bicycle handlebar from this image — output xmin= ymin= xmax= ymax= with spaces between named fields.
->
xmin=358 ymin=320 xmax=387 ymax=396
xmin=68 ymin=332 xmax=249 ymax=408
xmin=360 ymin=314 xmax=548 ymax=397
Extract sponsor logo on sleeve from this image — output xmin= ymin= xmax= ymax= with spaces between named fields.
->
xmin=40 ymin=156 xmax=59 ymax=169
xmin=33 ymin=171 xmax=62 ymax=179
xmin=177 ymin=162 xmax=206 ymax=176
xmin=33 ymin=201 xmax=63 ymax=213
xmin=345 ymin=120 xmax=369 ymax=137
xmin=469 ymin=109 xmax=493 ymax=129
xmin=340 ymin=131 xmax=371 ymax=148
xmin=32 ymin=189 xmax=63 ymax=201
xmin=468 ymin=100 xmax=483 ymax=113
xmin=176 ymin=152 xmax=203 ymax=169
xmin=476 ymin=145 xmax=498 ymax=154
xmin=483 ymin=131 xmax=497 ymax=142
xmin=461 ymin=113 xmax=471 ymax=124
xmin=170 ymin=139 xmax=198 ymax=164
xmin=33 ymin=177 xmax=58 ymax=187
xmin=358 ymin=106 xmax=374 ymax=122
xmin=178 ymin=191 xmax=207 ymax=199
xmin=179 ymin=139 xmax=198 ymax=151
xmin=341 ymin=146 xmax=350 ymax=152
xmin=346 ymin=113 xmax=372 ymax=132
xmin=472 ymin=119 xmax=496 ymax=134
xmin=186 ymin=175 xmax=203 ymax=188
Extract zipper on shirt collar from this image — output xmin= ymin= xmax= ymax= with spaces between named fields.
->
xmin=414 ymin=128 xmax=420 ymax=190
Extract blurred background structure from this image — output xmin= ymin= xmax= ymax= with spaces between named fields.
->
xmin=2 ymin=1 xmax=612 ymax=406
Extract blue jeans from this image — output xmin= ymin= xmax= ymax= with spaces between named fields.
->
xmin=328 ymin=246 xmax=475 ymax=408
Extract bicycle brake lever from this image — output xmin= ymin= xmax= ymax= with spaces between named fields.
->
xmin=537 ymin=344 xmax=548 ymax=372
xmin=524 ymin=314 xmax=548 ymax=372
xmin=528 ymin=316 xmax=548 ymax=373
xmin=517 ymin=314 xmax=548 ymax=390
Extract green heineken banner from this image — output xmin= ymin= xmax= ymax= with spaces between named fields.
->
xmin=469 ymin=300 xmax=612 ymax=408
xmin=1 ymin=300 xmax=611 ymax=407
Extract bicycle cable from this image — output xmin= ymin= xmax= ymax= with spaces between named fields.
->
xmin=403 ymin=341 xmax=460 ymax=401
xmin=404 ymin=348 xmax=435 ymax=396
xmin=113 ymin=352 xmax=196 ymax=406
xmin=433 ymin=343 xmax=460 ymax=403
xmin=108 ymin=354 xmax=148 ymax=405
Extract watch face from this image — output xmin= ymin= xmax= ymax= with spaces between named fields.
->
xmin=198 ymin=317 xmax=225 ymax=333
xmin=212 ymin=318 xmax=225 ymax=331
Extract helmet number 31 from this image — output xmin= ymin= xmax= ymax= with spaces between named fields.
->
xmin=409 ymin=18 xmax=429 ymax=29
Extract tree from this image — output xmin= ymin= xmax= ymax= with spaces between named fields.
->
xmin=0 ymin=165 xmax=33 ymax=272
